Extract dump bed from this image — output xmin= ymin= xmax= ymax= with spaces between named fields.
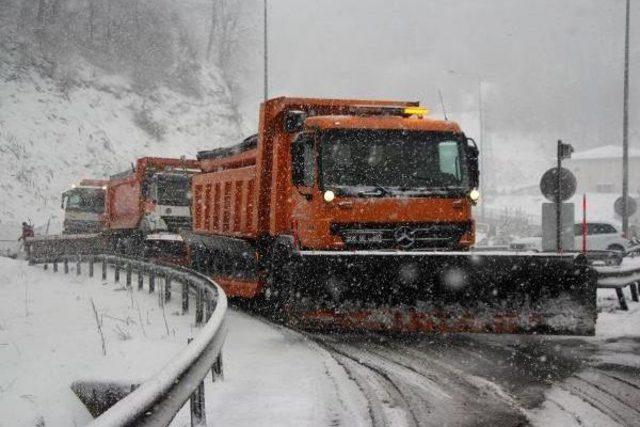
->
xmin=106 ymin=170 xmax=141 ymax=230
xmin=193 ymin=135 xmax=259 ymax=238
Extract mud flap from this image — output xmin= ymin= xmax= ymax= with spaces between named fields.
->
xmin=287 ymin=251 xmax=598 ymax=336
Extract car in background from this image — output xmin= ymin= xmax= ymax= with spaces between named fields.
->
xmin=509 ymin=221 xmax=631 ymax=252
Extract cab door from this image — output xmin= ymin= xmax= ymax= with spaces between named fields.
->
xmin=290 ymin=132 xmax=318 ymax=242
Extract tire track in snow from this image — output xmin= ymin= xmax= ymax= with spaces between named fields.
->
xmin=240 ymin=304 xmax=640 ymax=426
xmin=309 ymin=333 xmax=528 ymax=427
xmin=305 ymin=331 xmax=640 ymax=426
xmin=553 ymin=369 xmax=640 ymax=426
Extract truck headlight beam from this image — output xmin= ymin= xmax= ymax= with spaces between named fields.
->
xmin=323 ymin=190 xmax=335 ymax=203
xmin=468 ymin=188 xmax=480 ymax=204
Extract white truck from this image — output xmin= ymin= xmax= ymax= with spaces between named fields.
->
xmin=61 ymin=179 xmax=107 ymax=234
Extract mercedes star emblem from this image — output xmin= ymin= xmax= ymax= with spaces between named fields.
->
xmin=394 ymin=226 xmax=416 ymax=248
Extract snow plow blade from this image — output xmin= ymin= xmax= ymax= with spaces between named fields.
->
xmin=286 ymin=251 xmax=597 ymax=336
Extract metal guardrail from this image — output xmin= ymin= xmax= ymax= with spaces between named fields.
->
xmin=594 ymin=256 xmax=640 ymax=311
xmin=29 ymin=254 xmax=228 ymax=426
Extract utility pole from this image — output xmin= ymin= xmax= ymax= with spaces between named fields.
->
xmin=263 ymin=0 xmax=269 ymax=101
xmin=478 ymin=78 xmax=485 ymax=220
xmin=622 ymin=0 xmax=631 ymax=237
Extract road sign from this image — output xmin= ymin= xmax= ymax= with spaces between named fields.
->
xmin=540 ymin=167 xmax=577 ymax=202
xmin=615 ymin=196 xmax=637 ymax=217
xmin=558 ymin=142 xmax=574 ymax=160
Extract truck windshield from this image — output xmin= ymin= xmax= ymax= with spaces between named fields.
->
xmin=320 ymin=129 xmax=468 ymax=196
xmin=156 ymin=174 xmax=191 ymax=206
xmin=64 ymin=189 xmax=105 ymax=213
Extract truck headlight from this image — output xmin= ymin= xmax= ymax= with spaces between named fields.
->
xmin=468 ymin=188 xmax=480 ymax=203
xmin=323 ymin=190 xmax=336 ymax=203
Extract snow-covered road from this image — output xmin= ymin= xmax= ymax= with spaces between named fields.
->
xmin=0 ymin=258 xmax=198 ymax=426
xmin=309 ymin=330 xmax=640 ymax=426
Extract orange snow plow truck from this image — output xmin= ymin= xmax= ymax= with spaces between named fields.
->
xmin=105 ymin=156 xmax=199 ymax=259
xmin=187 ymin=97 xmax=597 ymax=335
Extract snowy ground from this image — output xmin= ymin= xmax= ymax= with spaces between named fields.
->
xmin=1 ymin=256 xmax=640 ymax=426
xmin=0 ymin=257 xmax=197 ymax=426
xmin=0 ymin=34 xmax=242 ymax=228
xmin=171 ymin=310 xmax=371 ymax=427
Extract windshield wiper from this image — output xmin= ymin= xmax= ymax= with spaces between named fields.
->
xmin=358 ymin=184 xmax=394 ymax=197
xmin=346 ymin=169 xmax=395 ymax=197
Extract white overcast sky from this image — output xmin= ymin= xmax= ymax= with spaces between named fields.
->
xmin=226 ymin=0 xmax=639 ymax=186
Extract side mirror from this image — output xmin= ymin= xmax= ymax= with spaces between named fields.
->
xmin=291 ymin=138 xmax=306 ymax=186
xmin=291 ymin=132 xmax=316 ymax=188
xmin=466 ymin=138 xmax=480 ymax=189
xmin=284 ymin=110 xmax=307 ymax=133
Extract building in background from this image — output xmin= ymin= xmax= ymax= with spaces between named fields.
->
xmin=566 ymin=145 xmax=640 ymax=194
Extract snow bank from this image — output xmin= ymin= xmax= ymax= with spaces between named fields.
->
xmin=171 ymin=311 xmax=370 ymax=427
xmin=0 ymin=258 xmax=198 ymax=426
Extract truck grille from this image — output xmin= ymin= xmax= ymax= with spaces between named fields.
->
xmin=162 ymin=216 xmax=192 ymax=233
xmin=331 ymin=222 xmax=472 ymax=250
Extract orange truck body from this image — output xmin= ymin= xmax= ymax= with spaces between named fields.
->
xmin=194 ymin=97 xmax=474 ymax=244
xmin=190 ymin=97 xmax=478 ymax=298
xmin=106 ymin=157 xmax=199 ymax=233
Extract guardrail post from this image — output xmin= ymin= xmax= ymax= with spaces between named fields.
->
xmin=212 ymin=353 xmax=223 ymax=382
xmin=76 ymin=255 xmax=81 ymax=275
xmin=114 ymin=261 xmax=120 ymax=283
xmin=195 ymin=288 xmax=203 ymax=325
xmin=89 ymin=258 xmax=94 ymax=277
xmin=182 ymin=282 xmax=189 ymax=314
xmin=149 ymin=272 xmax=155 ymax=293
xmin=126 ymin=263 xmax=132 ymax=288
xmin=206 ymin=298 xmax=215 ymax=322
xmin=189 ymin=338 xmax=207 ymax=427
xmin=165 ymin=276 xmax=172 ymax=302
xmin=138 ymin=270 xmax=144 ymax=291
xmin=616 ymin=288 xmax=629 ymax=311
xmin=64 ymin=258 xmax=69 ymax=274
xmin=53 ymin=259 xmax=58 ymax=272
xmin=631 ymin=282 xmax=639 ymax=303
xmin=101 ymin=259 xmax=107 ymax=280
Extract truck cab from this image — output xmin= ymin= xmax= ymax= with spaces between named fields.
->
xmin=106 ymin=158 xmax=199 ymax=234
xmin=145 ymin=171 xmax=193 ymax=232
xmin=283 ymin=104 xmax=480 ymax=251
xmin=61 ymin=180 xmax=107 ymax=234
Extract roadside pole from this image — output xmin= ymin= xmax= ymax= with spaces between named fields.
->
xmin=556 ymin=140 xmax=562 ymax=252
xmin=622 ymin=0 xmax=631 ymax=237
